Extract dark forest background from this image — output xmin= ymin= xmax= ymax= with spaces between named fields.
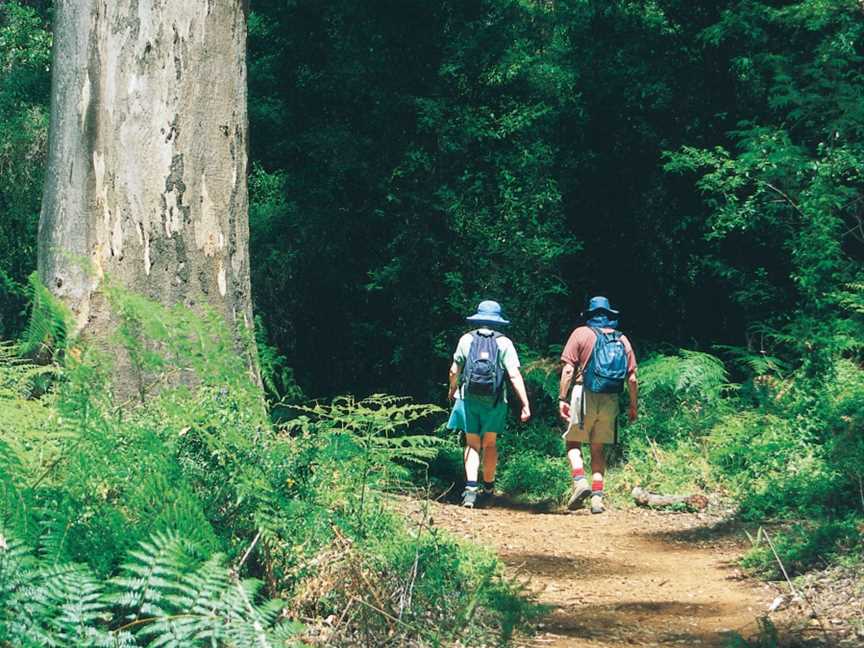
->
xmin=3 ymin=0 xmax=861 ymax=401
xmin=1 ymin=3 xmax=863 ymax=644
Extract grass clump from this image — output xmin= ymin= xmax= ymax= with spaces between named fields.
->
xmin=741 ymin=516 xmax=863 ymax=579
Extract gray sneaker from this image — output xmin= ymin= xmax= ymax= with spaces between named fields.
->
xmin=567 ymin=479 xmax=591 ymax=510
xmin=462 ymin=487 xmax=479 ymax=509
xmin=590 ymin=494 xmax=605 ymax=514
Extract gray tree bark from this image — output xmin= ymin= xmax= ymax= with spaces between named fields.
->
xmin=38 ymin=1 xmax=254 ymax=390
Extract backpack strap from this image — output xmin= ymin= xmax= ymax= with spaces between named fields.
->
xmin=473 ymin=328 xmax=498 ymax=338
xmin=590 ymin=326 xmax=621 ymax=340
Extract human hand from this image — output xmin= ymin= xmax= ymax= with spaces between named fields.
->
xmin=448 ymin=387 xmax=457 ymax=402
xmin=558 ymin=400 xmax=570 ymax=423
xmin=628 ymin=402 xmax=638 ymax=422
xmin=520 ymin=404 xmax=531 ymax=423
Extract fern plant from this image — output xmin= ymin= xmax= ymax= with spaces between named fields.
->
xmin=0 ymin=343 xmax=69 ymax=499
xmin=18 ymin=272 xmax=71 ymax=358
xmin=638 ymin=350 xmax=730 ymax=405
xmin=0 ymin=533 xmax=129 ymax=646
xmin=284 ymin=395 xmax=444 ymax=531
xmin=0 ymin=530 xmax=301 ymax=647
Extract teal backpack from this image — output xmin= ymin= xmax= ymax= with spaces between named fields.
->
xmin=583 ymin=328 xmax=628 ymax=393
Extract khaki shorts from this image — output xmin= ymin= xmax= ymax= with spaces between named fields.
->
xmin=564 ymin=389 xmax=619 ymax=444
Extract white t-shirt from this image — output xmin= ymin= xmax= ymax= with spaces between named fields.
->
xmin=452 ymin=328 xmax=521 ymax=401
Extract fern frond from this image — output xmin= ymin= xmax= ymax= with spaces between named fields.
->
xmin=38 ymin=564 xmax=112 ymax=645
xmin=714 ymin=344 xmax=790 ymax=377
xmin=0 ymin=342 xmax=55 ymax=397
xmin=19 ymin=273 xmax=71 ymax=357
xmin=639 ymin=350 xmax=729 ymax=403
xmin=109 ymin=532 xmax=294 ymax=647
xmin=35 ymin=499 xmax=77 ymax=564
xmin=0 ymin=533 xmax=131 ymax=647
xmin=110 ymin=531 xmax=198 ymax=615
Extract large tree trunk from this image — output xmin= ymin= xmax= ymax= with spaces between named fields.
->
xmin=38 ymin=1 xmax=254 ymax=391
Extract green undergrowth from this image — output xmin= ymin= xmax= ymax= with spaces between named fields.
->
xmin=620 ymin=349 xmax=864 ymax=576
xmin=433 ymin=343 xmax=864 ymax=582
xmin=495 ymin=422 xmax=570 ymax=505
xmin=741 ymin=516 xmax=863 ymax=579
xmin=0 ymin=286 xmax=538 ymax=646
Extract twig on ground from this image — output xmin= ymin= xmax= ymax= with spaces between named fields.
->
xmin=400 ymin=487 xmax=431 ymax=618
xmin=761 ymin=527 xmax=797 ymax=597
xmin=234 ymin=531 xmax=261 ymax=574
xmin=759 ymin=527 xmax=831 ymax=644
xmin=435 ymin=482 xmax=454 ymax=502
xmin=351 ymin=596 xmax=424 ymax=634
xmin=649 ymin=439 xmax=663 ymax=466
xmin=331 ymin=597 xmax=355 ymax=639
xmin=631 ymin=486 xmax=708 ymax=511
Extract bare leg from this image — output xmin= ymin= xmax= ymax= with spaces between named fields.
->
xmin=464 ymin=433 xmax=482 ymax=483
xmin=566 ymin=441 xmax=590 ymax=510
xmin=566 ymin=441 xmax=584 ymax=472
xmin=481 ymin=432 xmax=498 ymax=483
xmin=590 ymin=442 xmax=607 ymax=513
xmin=590 ymin=442 xmax=606 ymax=481
xmin=462 ymin=433 xmax=483 ymax=508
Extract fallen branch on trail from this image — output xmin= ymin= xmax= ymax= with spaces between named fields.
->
xmin=631 ymin=487 xmax=708 ymax=511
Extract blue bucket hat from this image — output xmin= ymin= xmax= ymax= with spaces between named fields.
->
xmin=466 ymin=300 xmax=510 ymax=326
xmin=586 ymin=296 xmax=619 ymax=316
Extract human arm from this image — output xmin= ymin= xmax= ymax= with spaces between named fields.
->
xmin=622 ymin=334 xmax=638 ymax=422
xmin=558 ymin=361 xmax=576 ymax=422
xmin=558 ymin=328 xmax=588 ymax=422
xmin=448 ymin=334 xmax=471 ymax=401
xmin=508 ymin=368 xmax=531 ymax=422
xmin=627 ymin=372 xmax=638 ymax=422
xmin=448 ymin=362 xmax=460 ymax=401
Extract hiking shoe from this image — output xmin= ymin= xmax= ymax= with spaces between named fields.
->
xmin=590 ymin=494 xmax=605 ymax=515
xmin=479 ymin=485 xmax=496 ymax=508
xmin=462 ymin=487 xmax=479 ymax=509
xmin=567 ymin=479 xmax=591 ymax=510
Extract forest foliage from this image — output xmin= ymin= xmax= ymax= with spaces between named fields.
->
xmin=0 ymin=294 xmax=534 ymax=645
xmin=1 ymin=0 xmax=863 ymax=644
xmin=2 ymin=0 xmax=862 ymax=393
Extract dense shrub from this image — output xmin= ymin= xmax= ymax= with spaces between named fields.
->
xmin=494 ymin=420 xmax=569 ymax=504
xmin=707 ymin=411 xmax=838 ymax=519
xmin=496 ymin=451 xmax=570 ymax=504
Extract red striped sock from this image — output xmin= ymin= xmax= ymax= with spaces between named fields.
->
xmin=571 ymin=468 xmax=585 ymax=480
xmin=592 ymin=479 xmax=604 ymax=494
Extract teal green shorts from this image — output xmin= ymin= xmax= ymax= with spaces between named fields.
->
xmin=446 ymin=397 xmax=507 ymax=436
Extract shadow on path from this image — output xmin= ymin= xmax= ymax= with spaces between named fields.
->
xmin=501 ymin=550 xmax=641 ymax=579
xmin=541 ymin=600 xmax=740 ymax=647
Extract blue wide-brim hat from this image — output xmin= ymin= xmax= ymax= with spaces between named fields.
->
xmin=586 ymin=296 xmax=619 ymax=316
xmin=466 ymin=300 xmax=510 ymax=326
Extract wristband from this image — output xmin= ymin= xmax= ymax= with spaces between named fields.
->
xmin=558 ymin=398 xmax=569 ymax=403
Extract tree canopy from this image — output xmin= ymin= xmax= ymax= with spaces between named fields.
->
xmin=2 ymin=0 xmax=861 ymax=397
xmin=1 ymin=2 xmax=863 ymax=645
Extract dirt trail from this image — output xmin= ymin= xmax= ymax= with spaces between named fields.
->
xmin=427 ymin=498 xmax=780 ymax=648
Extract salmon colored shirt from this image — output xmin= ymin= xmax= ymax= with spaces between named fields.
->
xmin=561 ymin=326 xmax=637 ymax=376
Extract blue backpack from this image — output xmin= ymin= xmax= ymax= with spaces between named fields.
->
xmin=584 ymin=327 xmax=628 ymax=393
xmin=462 ymin=330 xmax=505 ymax=403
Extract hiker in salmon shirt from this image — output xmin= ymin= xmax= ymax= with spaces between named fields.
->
xmin=558 ymin=296 xmax=638 ymax=514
